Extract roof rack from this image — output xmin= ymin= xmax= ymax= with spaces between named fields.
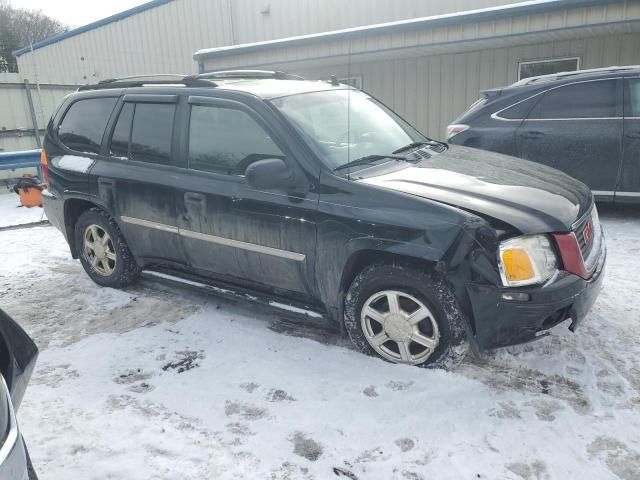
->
xmin=511 ymin=65 xmax=640 ymax=87
xmin=78 ymin=74 xmax=218 ymax=91
xmin=194 ymin=69 xmax=304 ymax=81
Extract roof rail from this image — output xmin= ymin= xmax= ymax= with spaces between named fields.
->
xmin=511 ymin=65 xmax=640 ymax=87
xmin=78 ymin=74 xmax=218 ymax=91
xmin=195 ymin=69 xmax=304 ymax=81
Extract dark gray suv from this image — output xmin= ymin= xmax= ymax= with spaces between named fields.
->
xmin=447 ymin=66 xmax=640 ymax=204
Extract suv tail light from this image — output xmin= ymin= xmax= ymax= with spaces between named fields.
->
xmin=40 ymin=149 xmax=49 ymax=183
xmin=446 ymin=124 xmax=469 ymax=140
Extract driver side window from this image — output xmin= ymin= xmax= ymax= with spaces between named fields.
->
xmin=188 ymin=104 xmax=283 ymax=176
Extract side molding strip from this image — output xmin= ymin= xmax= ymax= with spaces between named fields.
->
xmin=120 ymin=215 xmax=306 ymax=261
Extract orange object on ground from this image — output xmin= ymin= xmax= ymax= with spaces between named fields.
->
xmin=17 ymin=187 xmax=43 ymax=207
xmin=13 ymin=175 xmax=45 ymax=208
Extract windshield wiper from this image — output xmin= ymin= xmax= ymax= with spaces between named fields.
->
xmin=392 ymin=140 xmax=446 ymax=154
xmin=333 ymin=154 xmax=407 ymax=172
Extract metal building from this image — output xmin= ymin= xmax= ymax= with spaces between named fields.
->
xmin=11 ymin=0 xmax=640 ymax=140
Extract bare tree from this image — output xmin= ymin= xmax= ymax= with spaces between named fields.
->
xmin=0 ymin=0 xmax=67 ymax=73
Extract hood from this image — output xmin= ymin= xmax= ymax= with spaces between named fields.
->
xmin=357 ymin=145 xmax=592 ymax=234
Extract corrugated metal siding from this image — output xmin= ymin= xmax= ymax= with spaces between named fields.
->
xmin=201 ymin=2 xmax=640 ymax=71
xmin=290 ymin=31 xmax=640 ymax=139
xmin=15 ymin=0 xmax=518 ymax=84
xmin=0 ymin=80 xmax=77 ymax=152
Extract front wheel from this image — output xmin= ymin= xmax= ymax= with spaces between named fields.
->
xmin=344 ymin=262 xmax=468 ymax=368
xmin=74 ymin=208 xmax=140 ymax=288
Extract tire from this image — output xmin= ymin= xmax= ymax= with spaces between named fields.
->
xmin=74 ymin=208 xmax=140 ymax=288
xmin=344 ymin=261 xmax=468 ymax=368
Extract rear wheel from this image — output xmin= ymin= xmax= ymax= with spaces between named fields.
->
xmin=344 ymin=261 xmax=468 ymax=368
xmin=74 ymin=208 xmax=140 ymax=288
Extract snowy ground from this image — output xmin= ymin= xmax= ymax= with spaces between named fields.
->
xmin=0 ymin=192 xmax=46 ymax=228
xmin=0 ymin=205 xmax=639 ymax=479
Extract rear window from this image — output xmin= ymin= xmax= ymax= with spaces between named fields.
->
xmin=130 ymin=103 xmax=175 ymax=164
xmin=58 ymin=97 xmax=118 ymax=154
xmin=626 ymin=78 xmax=640 ymax=117
xmin=528 ymin=80 xmax=617 ymax=119
xmin=498 ymin=95 xmax=540 ymax=120
xmin=109 ymin=103 xmax=134 ymax=158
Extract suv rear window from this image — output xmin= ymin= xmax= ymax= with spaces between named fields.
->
xmin=131 ymin=103 xmax=175 ymax=164
xmin=108 ymin=103 xmax=176 ymax=164
xmin=58 ymin=97 xmax=118 ymax=154
xmin=528 ymin=80 xmax=617 ymax=119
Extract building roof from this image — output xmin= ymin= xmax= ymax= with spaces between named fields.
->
xmin=12 ymin=0 xmax=173 ymax=57
xmin=194 ymin=0 xmax=620 ymax=61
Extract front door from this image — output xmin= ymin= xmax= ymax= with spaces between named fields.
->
xmin=516 ymin=78 xmax=623 ymax=199
xmin=620 ymin=77 xmax=640 ymax=203
xmin=177 ymin=95 xmax=318 ymax=298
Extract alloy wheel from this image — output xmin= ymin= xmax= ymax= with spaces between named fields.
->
xmin=83 ymin=224 xmax=117 ymax=276
xmin=361 ymin=290 xmax=440 ymax=365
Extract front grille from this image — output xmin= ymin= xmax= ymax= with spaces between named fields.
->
xmin=573 ymin=206 xmax=602 ymax=272
xmin=574 ymin=213 xmax=594 ymax=260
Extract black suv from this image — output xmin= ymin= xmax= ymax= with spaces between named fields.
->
xmin=42 ymin=71 xmax=605 ymax=367
xmin=447 ymin=66 xmax=640 ymax=204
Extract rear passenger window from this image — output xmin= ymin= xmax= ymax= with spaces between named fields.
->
xmin=188 ymin=105 xmax=283 ymax=175
xmin=109 ymin=103 xmax=134 ymax=158
xmin=626 ymin=79 xmax=640 ymax=117
xmin=529 ymin=80 xmax=617 ymax=119
xmin=130 ymin=103 xmax=175 ymax=164
xmin=58 ymin=97 xmax=117 ymax=153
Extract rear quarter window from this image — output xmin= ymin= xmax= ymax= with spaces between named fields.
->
xmin=528 ymin=80 xmax=617 ymax=119
xmin=58 ymin=97 xmax=118 ymax=154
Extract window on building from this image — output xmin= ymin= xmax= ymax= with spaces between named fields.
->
xmin=626 ymin=79 xmax=640 ymax=117
xmin=188 ymin=105 xmax=283 ymax=175
xmin=109 ymin=103 xmax=134 ymax=158
xmin=518 ymin=57 xmax=580 ymax=81
xmin=58 ymin=97 xmax=118 ymax=154
xmin=528 ymin=80 xmax=617 ymax=119
xmin=130 ymin=103 xmax=175 ymax=164
xmin=338 ymin=76 xmax=362 ymax=89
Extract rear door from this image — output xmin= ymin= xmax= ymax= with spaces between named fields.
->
xmin=620 ymin=77 xmax=640 ymax=202
xmin=176 ymin=95 xmax=319 ymax=297
xmin=515 ymin=78 xmax=623 ymax=199
xmin=91 ymin=94 xmax=186 ymax=266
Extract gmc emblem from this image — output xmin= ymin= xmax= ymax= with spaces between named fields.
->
xmin=583 ymin=219 xmax=594 ymax=246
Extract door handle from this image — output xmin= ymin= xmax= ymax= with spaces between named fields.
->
xmin=626 ymin=132 xmax=640 ymax=139
xmin=98 ymin=178 xmax=114 ymax=187
xmin=184 ymin=192 xmax=205 ymax=203
xmin=521 ymin=131 xmax=545 ymax=139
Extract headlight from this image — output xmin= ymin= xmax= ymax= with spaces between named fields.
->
xmin=498 ymin=234 xmax=558 ymax=287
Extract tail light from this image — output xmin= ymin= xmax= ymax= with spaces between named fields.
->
xmin=446 ymin=124 xmax=469 ymax=140
xmin=40 ymin=149 xmax=49 ymax=183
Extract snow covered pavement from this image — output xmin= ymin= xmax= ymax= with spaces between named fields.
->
xmin=0 ymin=192 xmax=46 ymax=228
xmin=0 ymin=206 xmax=639 ymax=479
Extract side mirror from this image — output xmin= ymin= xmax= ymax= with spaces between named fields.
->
xmin=245 ymin=158 xmax=295 ymax=190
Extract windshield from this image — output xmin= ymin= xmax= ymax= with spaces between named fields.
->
xmin=270 ymin=89 xmax=426 ymax=170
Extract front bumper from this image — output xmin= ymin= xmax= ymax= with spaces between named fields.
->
xmin=466 ymin=240 xmax=606 ymax=350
